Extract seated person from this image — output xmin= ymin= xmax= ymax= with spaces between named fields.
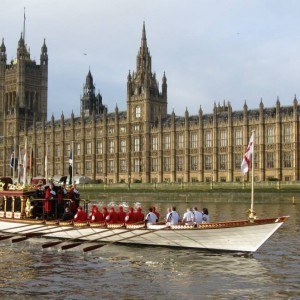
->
xmin=134 ymin=207 xmax=144 ymax=222
xmin=166 ymin=206 xmax=180 ymax=225
xmin=145 ymin=207 xmax=158 ymax=224
xmin=193 ymin=207 xmax=203 ymax=224
xmin=73 ymin=206 xmax=87 ymax=222
xmin=62 ymin=206 xmax=74 ymax=221
xmin=105 ymin=206 xmax=119 ymax=223
xmin=102 ymin=206 xmax=109 ymax=220
xmin=117 ymin=205 xmax=126 ymax=223
xmin=202 ymin=208 xmax=210 ymax=223
xmin=182 ymin=208 xmax=194 ymax=225
xmin=125 ymin=207 xmax=137 ymax=224
xmin=89 ymin=205 xmax=104 ymax=223
xmin=152 ymin=206 xmax=160 ymax=221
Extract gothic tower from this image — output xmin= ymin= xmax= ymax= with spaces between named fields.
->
xmin=0 ymin=34 xmax=48 ymax=138
xmin=127 ymin=22 xmax=168 ymax=124
xmin=80 ymin=69 xmax=105 ymax=116
xmin=126 ymin=22 xmax=168 ymax=182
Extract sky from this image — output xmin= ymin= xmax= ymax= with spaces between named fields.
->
xmin=1 ymin=0 xmax=300 ymax=119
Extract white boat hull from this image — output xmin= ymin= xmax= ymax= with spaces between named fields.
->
xmin=0 ymin=216 xmax=288 ymax=252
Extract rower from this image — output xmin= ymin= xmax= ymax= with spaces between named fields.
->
xmin=145 ymin=207 xmax=158 ymax=224
xmin=117 ymin=205 xmax=126 ymax=223
xmin=105 ymin=206 xmax=118 ymax=223
xmin=182 ymin=208 xmax=194 ymax=225
xmin=166 ymin=206 xmax=180 ymax=225
xmin=202 ymin=208 xmax=210 ymax=223
xmin=193 ymin=207 xmax=203 ymax=224
xmin=89 ymin=205 xmax=104 ymax=223
xmin=74 ymin=206 xmax=87 ymax=222
xmin=152 ymin=206 xmax=160 ymax=221
xmin=134 ymin=207 xmax=144 ymax=222
xmin=125 ymin=207 xmax=137 ymax=224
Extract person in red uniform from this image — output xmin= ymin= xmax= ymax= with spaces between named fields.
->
xmin=117 ymin=205 xmax=126 ymax=223
xmin=44 ymin=186 xmax=52 ymax=219
xmin=125 ymin=207 xmax=137 ymax=224
xmin=102 ymin=206 xmax=109 ymax=220
xmin=89 ymin=205 xmax=104 ymax=223
xmin=134 ymin=207 xmax=145 ymax=222
xmin=105 ymin=207 xmax=119 ymax=223
xmin=152 ymin=206 xmax=160 ymax=221
xmin=73 ymin=206 xmax=87 ymax=222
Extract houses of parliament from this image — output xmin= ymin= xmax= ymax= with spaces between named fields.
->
xmin=0 ymin=24 xmax=299 ymax=184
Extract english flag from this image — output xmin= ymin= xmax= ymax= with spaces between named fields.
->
xmin=241 ymin=133 xmax=254 ymax=174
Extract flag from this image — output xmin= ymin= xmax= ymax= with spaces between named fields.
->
xmin=68 ymin=150 xmax=73 ymax=185
xmin=10 ymin=152 xmax=15 ymax=168
xmin=69 ymin=150 xmax=73 ymax=166
xmin=241 ymin=133 xmax=254 ymax=173
xmin=17 ymin=146 xmax=23 ymax=183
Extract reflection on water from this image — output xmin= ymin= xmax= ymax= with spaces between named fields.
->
xmin=0 ymin=202 xmax=299 ymax=299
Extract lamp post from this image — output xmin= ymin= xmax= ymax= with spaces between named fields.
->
xmin=128 ymin=175 xmax=131 ymax=190
xmin=154 ymin=176 xmax=157 ymax=190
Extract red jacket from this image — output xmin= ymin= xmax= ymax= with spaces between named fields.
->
xmin=125 ymin=208 xmax=137 ymax=224
xmin=90 ymin=207 xmax=104 ymax=223
xmin=117 ymin=207 xmax=126 ymax=223
xmin=106 ymin=208 xmax=119 ymax=223
xmin=135 ymin=209 xmax=145 ymax=222
xmin=74 ymin=210 xmax=87 ymax=222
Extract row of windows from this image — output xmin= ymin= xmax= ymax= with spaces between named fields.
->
xmin=44 ymin=152 xmax=293 ymax=175
xmin=46 ymin=127 xmax=293 ymax=157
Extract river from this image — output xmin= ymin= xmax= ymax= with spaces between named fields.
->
xmin=0 ymin=202 xmax=299 ymax=299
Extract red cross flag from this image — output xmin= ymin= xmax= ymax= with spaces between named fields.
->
xmin=241 ymin=133 xmax=254 ymax=174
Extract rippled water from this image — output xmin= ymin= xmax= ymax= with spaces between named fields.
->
xmin=0 ymin=202 xmax=299 ymax=299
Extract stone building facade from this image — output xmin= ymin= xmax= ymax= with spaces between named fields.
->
xmin=0 ymin=24 xmax=299 ymax=183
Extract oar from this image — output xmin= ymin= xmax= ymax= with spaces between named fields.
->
xmin=0 ymin=235 xmax=14 ymax=241
xmin=61 ymin=222 xmax=145 ymax=250
xmin=0 ymin=223 xmax=43 ymax=235
xmin=11 ymin=224 xmax=85 ymax=244
xmin=83 ymin=225 xmax=169 ymax=252
xmin=42 ymin=226 xmax=112 ymax=249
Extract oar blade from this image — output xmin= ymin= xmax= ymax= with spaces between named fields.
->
xmin=25 ymin=232 xmax=45 ymax=238
xmin=0 ymin=235 xmax=13 ymax=241
xmin=11 ymin=236 xmax=28 ymax=243
xmin=42 ymin=241 xmax=63 ymax=249
xmin=61 ymin=242 xmax=82 ymax=250
xmin=83 ymin=244 xmax=106 ymax=253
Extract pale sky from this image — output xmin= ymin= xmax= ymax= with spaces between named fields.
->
xmin=1 ymin=0 xmax=300 ymax=119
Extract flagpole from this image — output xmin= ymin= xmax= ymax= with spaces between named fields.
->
xmin=17 ymin=145 xmax=21 ymax=184
xmin=23 ymin=136 xmax=27 ymax=186
xmin=13 ymin=138 xmax=16 ymax=182
xmin=71 ymin=141 xmax=74 ymax=185
xmin=249 ymin=130 xmax=255 ymax=222
xmin=45 ymin=142 xmax=48 ymax=182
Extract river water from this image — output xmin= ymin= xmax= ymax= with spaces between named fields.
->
xmin=0 ymin=202 xmax=299 ymax=300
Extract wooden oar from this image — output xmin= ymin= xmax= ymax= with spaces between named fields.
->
xmin=10 ymin=224 xmax=85 ymax=244
xmin=0 ymin=223 xmax=42 ymax=235
xmin=0 ymin=235 xmax=14 ymax=241
xmin=42 ymin=227 xmax=112 ymax=249
xmin=61 ymin=222 xmax=145 ymax=250
xmin=83 ymin=225 xmax=169 ymax=252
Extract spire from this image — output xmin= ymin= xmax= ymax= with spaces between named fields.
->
xmin=23 ymin=7 xmax=26 ymax=42
xmin=141 ymin=21 xmax=147 ymax=49
xmin=40 ymin=38 xmax=48 ymax=65
xmin=0 ymin=38 xmax=6 ymax=62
